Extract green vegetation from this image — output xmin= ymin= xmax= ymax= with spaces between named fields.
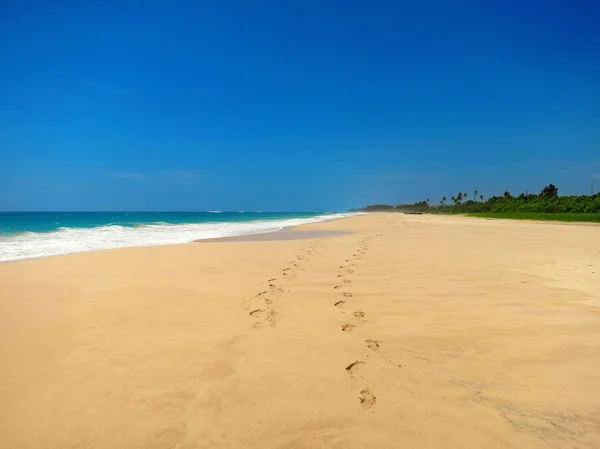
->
xmin=351 ymin=184 xmax=600 ymax=222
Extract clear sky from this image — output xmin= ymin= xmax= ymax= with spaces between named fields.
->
xmin=1 ymin=0 xmax=599 ymax=211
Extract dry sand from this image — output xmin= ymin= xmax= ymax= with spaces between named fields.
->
xmin=1 ymin=213 xmax=599 ymax=449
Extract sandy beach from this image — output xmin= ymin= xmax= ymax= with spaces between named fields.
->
xmin=1 ymin=213 xmax=599 ymax=449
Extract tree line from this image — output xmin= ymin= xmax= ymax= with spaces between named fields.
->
xmin=351 ymin=184 xmax=600 ymax=214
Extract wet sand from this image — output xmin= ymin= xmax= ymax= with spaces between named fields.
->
xmin=196 ymin=228 xmax=352 ymax=242
xmin=1 ymin=213 xmax=599 ymax=448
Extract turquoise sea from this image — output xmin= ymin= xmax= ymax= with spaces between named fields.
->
xmin=0 ymin=211 xmax=353 ymax=262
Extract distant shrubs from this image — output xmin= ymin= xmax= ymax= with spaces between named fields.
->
xmin=352 ymin=184 xmax=600 ymax=214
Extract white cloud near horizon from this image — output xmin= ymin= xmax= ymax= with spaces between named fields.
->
xmin=106 ymin=170 xmax=202 ymax=182
xmin=161 ymin=169 xmax=202 ymax=182
xmin=106 ymin=172 xmax=145 ymax=180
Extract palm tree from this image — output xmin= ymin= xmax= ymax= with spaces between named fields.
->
xmin=451 ymin=196 xmax=456 ymax=204
xmin=479 ymin=194 xmax=484 ymax=201
xmin=503 ymin=190 xmax=512 ymax=198
xmin=442 ymin=196 xmax=447 ymax=205
xmin=474 ymin=190 xmax=479 ymax=202
xmin=456 ymin=192 xmax=463 ymax=204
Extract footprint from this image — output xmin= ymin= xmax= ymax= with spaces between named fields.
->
xmin=343 ymin=292 xmax=353 ymax=298
xmin=345 ymin=360 xmax=366 ymax=375
xmin=334 ymin=300 xmax=346 ymax=308
xmin=343 ymin=279 xmax=351 ymax=284
xmin=269 ymin=284 xmax=284 ymax=294
xmin=359 ymin=389 xmax=376 ymax=409
xmin=268 ymin=278 xmax=277 ymax=282
xmin=338 ymin=274 xmax=344 ymax=278
xmin=365 ymin=339 xmax=381 ymax=350
xmin=257 ymin=291 xmax=268 ymax=297
xmin=342 ymin=324 xmax=355 ymax=333
xmin=249 ymin=309 xmax=264 ymax=317
xmin=353 ymin=311 xmax=365 ymax=318
xmin=346 ymin=269 xmax=354 ymax=274
xmin=334 ymin=285 xmax=343 ymax=290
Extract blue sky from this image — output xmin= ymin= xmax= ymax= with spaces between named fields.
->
xmin=1 ymin=0 xmax=599 ymax=211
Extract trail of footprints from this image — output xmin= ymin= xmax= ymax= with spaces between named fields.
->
xmin=335 ymin=236 xmax=407 ymax=410
xmin=333 ymin=236 xmax=404 ymax=409
xmin=245 ymin=235 xmax=390 ymax=411
xmin=333 ymin=237 xmax=380 ymax=410
xmin=244 ymin=240 xmax=323 ymax=328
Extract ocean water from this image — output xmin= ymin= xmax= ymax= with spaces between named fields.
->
xmin=0 ymin=211 xmax=355 ymax=262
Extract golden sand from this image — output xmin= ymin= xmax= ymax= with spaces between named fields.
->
xmin=1 ymin=213 xmax=599 ymax=448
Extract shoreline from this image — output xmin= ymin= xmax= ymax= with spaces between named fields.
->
xmin=195 ymin=227 xmax=352 ymax=243
xmin=0 ymin=213 xmax=359 ymax=264
xmin=1 ymin=213 xmax=599 ymax=448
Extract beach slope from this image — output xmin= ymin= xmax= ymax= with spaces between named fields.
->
xmin=1 ymin=213 xmax=599 ymax=448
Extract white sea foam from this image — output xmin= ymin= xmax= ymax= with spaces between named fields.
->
xmin=0 ymin=213 xmax=358 ymax=262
